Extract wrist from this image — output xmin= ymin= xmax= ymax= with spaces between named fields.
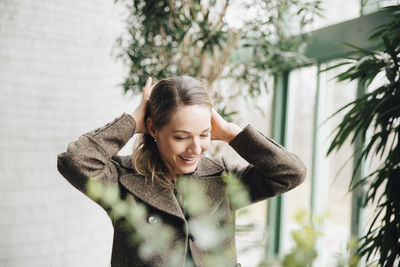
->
xmin=130 ymin=112 xmax=141 ymax=133
xmin=129 ymin=112 xmax=136 ymax=121
xmin=224 ymin=123 xmax=242 ymax=143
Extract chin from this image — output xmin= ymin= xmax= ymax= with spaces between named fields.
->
xmin=179 ymin=166 xmax=198 ymax=176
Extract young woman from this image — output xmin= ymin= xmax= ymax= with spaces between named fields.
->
xmin=57 ymin=76 xmax=306 ymax=267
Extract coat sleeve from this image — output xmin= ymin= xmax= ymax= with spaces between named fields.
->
xmin=223 ymin=125 xmax=306 ymax=209
xmin=57 ymin=113 xmax=136 ymax=195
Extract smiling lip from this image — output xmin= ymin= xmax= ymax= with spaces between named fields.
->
xmin=178 ymin=155 xmax=198 ymax=165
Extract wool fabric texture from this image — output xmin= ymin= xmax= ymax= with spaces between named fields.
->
xmin=57 ymin=113 xmax=306 ymax=267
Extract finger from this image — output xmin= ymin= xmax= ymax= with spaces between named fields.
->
xmin=211 ymin=108 xmax=218 ymax=119
xmin=143 ymin=77 xmax=153 ymax=99
xmin=211 ymin=108 xmax=225 ymax=123
xmin=145 ymin=77 xmax=152 ymax=89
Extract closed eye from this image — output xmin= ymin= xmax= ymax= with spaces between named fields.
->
xmin=174 ymin=136 xmax=188 ymax=141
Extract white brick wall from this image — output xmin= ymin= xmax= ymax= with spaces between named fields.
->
xmin=0 ymin=1 xmax=276 ymax=266
xmin=0 ymin=1 xmax=137 ymax=266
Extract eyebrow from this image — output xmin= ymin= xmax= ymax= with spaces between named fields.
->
xmin=173 ymin=127 xmax=211 ymax=134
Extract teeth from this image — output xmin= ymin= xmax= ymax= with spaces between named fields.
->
xmin=180 ymin=156 xmax=194 ymax=161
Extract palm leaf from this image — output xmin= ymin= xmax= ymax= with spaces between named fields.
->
xmin=327 ymin=5 xmax=400 ymax=266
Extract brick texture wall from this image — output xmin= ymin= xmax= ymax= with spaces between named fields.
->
xmin=0 ymin=1 xmax=136 ymax=266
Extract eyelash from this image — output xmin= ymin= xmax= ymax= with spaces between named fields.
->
xmin=174 ymin=134 xmax=209 ymax=141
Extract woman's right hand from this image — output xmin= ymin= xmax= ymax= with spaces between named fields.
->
xmin=132 ymin=77 xmax=154 ymax=133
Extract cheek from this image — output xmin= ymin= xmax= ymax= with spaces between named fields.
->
xmin=158 ymin=139 xmax=177 ymax=156
xmin=201 ymin=139 xmax=211 ymax=151
xmin=166 ymin=140 xmax=185 ymax=154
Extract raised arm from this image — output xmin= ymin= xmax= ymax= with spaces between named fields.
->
xmin=57 ymin=114 xmax=137 ymax=194
xmin=211 ymin=109 xmax=306 ymax=210
xmin=57 ymin=77 xmax=154 ymax=194
xmin=227 ymin=125 xmax=306 ymax=207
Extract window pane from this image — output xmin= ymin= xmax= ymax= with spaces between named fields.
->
xmin=286 ymin=62 xmax=358 ymax=265
xmin=285 ymin=66 xmax=317 ymax=253
xmin=318 ymin=61 xmax=357 ymax=265
xmin=310 ymin=0 xmax=361 ymax=30
xmin=234 ymin=80 xmax=274 ymax=266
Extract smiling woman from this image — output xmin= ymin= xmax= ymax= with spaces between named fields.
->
xmin=148 ymin=105 xmax=212 ymax=178
xmin=57 ymin=75 xmax=306 ymax=267
xmin=132 ymin=76 xmax=223 ymax=188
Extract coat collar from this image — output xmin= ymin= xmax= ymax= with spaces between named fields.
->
xmin=116 ymin=155 xmax=226 ymax=220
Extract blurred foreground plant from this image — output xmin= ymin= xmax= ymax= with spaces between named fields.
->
xmin=87 ymin=179 xmax=181 ymax=265
xmin=281 ymin=210 xmax=320 ymax=267
xmin=87 ymin=172 xmax=251 ymax=266
xmin=334 ymin=238 xmax=362 ymax=267
xmin=325 ymin=6 xmax=400 ymax=266
xmin=259 ymin=210 xmax=321 ymax=267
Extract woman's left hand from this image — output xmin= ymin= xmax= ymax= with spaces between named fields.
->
xmin=211 ymin=108 xmax=242 ymax=143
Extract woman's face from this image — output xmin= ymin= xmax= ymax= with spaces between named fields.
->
xmin=152 ymin=105 xmax=212 ymax=178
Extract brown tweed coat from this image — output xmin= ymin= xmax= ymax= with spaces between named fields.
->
xmin=57 ymin=113 xmax=306 ymax=267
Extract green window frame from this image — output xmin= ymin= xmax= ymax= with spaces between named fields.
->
xmin=265 ymin=7 xmax=393 ymax=265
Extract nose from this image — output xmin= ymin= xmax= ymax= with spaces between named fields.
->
xmin=188 ymin=137 xmax=202 ymax=155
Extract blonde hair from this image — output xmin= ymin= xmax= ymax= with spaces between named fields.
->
xmin=132 ymin=76 xmax=212 ymax=189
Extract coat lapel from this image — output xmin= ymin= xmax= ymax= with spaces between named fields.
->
xmin=190 ymin=157 xmax=226 ymax=215
xmin=116 ymin=155 xmax=227 ymax=220
xmin=119 ymin=173 xmax=185 ymax=220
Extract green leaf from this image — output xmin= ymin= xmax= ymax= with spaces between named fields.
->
xmin=342 ymin=42 xmax=375 ymax=56
xmin=326 ymin=5 xmax=400 ymax=265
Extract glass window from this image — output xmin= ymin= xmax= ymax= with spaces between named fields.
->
xmin=317 ymin=61 xmax=358 ymax=265
xmin=362 ymin=0 xmax=400 ymax=14
xmin=286 ymin=62 xmax=358 ymax=265
xmin=310 ymin=0 xmax=361 ymax=30
xmin=284 ymin=66 xmax=317 ymax=253
xmin=233 ymin=81 xmax=274 ymax=266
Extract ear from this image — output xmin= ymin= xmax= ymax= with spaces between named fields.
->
xmin=146 ymin=117 xmax=157 ymax=137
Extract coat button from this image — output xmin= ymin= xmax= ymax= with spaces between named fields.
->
xmin=147 ymin=215 xmax=158 ymax=225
